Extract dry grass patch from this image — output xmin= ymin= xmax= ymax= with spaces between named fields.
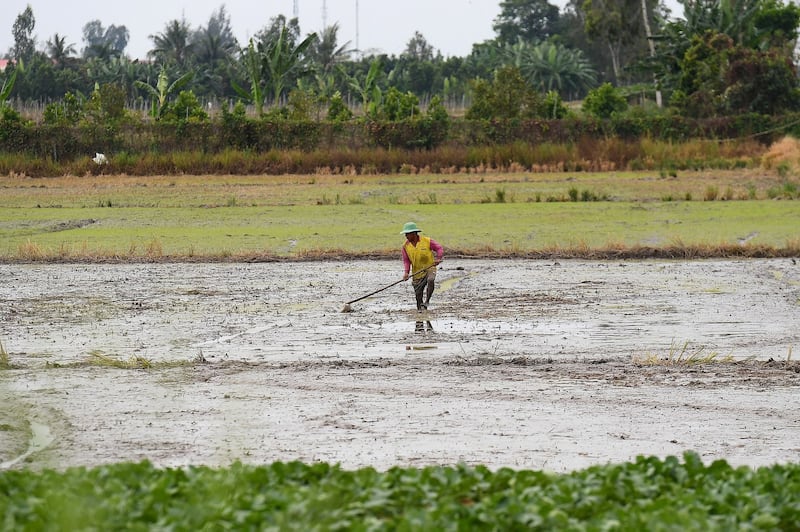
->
xmin=87 ymin=351 xmax=153 ymax=369
xmin=18 ymin=240 xmax=45 ymax=260
xmin=633 ymin=341 xmax=734 ymax=366
xmin=41 ymin=352 xmax=205 ymax=369
xmin=0 ymin=339 xmax=9 ymax=369
xmin=761 ymin=136 xmax=800 ymax=173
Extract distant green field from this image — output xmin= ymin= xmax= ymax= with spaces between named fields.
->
xmin=0 ymin=172 xmax=797 ymax=259
xmin=1 ymin=201 xmax=797 ymax=259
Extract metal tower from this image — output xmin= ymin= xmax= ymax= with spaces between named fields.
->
xmin=355 ymin=0 xmax=360 ymax=54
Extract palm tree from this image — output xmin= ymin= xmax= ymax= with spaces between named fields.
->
xmin=192 ymin=6 xmax=238 ymax=65
xmin=191 ymin=7 xmax=239 ymax=98
xmin=308 ymin=23 xmax=352 ymax=76
xmin=83 ymin=41 xmax=122 ymax=61
xmin=506 ymin=40 xmax=596 ymax=97
xmin=86 ymin=56 xmax=143 ymax=94
xmin=46 ymin=33 xmax=77 ymax=68
xmin=149 ymin=19 xmax=195 ymax=68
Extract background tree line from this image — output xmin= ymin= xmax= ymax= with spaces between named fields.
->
xmin=2 ymin=0 xmax=800 ymax=124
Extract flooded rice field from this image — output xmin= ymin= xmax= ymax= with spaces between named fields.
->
xmin=1 ymin=259 xmax=799 ymax=472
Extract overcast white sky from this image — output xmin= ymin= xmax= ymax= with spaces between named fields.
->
xmin=2 ymin=0 xmax=508 ymax=59
xmin=3 ymin=0 xmax=685 ymax=60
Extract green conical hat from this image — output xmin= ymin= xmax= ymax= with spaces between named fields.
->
xmin=401 ymin=222 xmax=422 ymax=234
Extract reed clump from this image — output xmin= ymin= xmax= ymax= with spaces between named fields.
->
xmin=761 ymin=135 xmax=800 ymax=172
xmin=633 ymin=341 xmax=733 ymax=366
xmin=0 ymin=137 xmax=778 ymax=177
xmin=3 ymin=240 xmax=798 ymax=263
xmin=87 ymin=351 xmax=152 ymax=369
xmin=0 ymin=339 xmax=9 ymax=369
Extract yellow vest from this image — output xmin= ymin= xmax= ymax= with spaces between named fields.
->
xmin=404 ymin=236 xmax=435 ymax=280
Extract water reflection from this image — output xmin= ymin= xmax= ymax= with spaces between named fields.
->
xmin=415 ymin=320 xmax=434 ymax=334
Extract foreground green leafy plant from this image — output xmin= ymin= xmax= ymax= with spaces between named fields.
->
xmin=0 ymin=453 xmax=797 ymax=529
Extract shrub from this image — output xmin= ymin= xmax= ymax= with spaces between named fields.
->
xmin=220 ymin=102 xmax=257 ymax=150
xmin=43 ymin=92 xmax=84 ymax=126
xmin=583 ymin=82 xmax=628 ymax=118
xmin=0 ymin=106 xmax=28 ymax=151
xmin=162 ymin=90 xmax=208 ymax=123
xmin=84 ymin=83 xmax=128 ymax=126
xmin=285 ymin=89 xmax=320 ymax=121
xmin=466 ymin=66 xmax=540 ymax=120
xmin=327 ymin=91 xmax=352 ymax=122
xmin=540 ymin=90 xmax=569 ymax=119
xmin=382 ymin=87 xmax=420 ymax=121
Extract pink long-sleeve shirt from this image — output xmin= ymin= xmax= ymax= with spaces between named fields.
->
xmin=402 ymin=238 xmax=443 ymax=275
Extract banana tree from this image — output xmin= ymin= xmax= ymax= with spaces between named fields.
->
xmin=261 ymin=24 xmax=317 ymax=107
xmin=0 ymin=69 xmax=17 ymax=107
xmin=339 ymin=59 xmax=383 ymax=117
xmin=134 ymin=67 xmax=194 ymax=119
xmin=232 ymin=38 xmax=266 ymax=115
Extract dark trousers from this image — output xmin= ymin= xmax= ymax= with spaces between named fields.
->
xmin=412 ymin=272 xmax=434 ymax=310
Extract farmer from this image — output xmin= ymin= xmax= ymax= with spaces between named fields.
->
xmin=401 ymin=222 xmax=443 ymax=311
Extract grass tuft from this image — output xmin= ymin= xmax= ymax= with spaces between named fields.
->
xmin=87 ymin=351 xmax=153 ymax=369
xmin=761 ymin=135 xmax=800 ymax=172
xmin=633 ymin=341 xmax=733 ymax=366
xmin=18 ymin=240 xmax=44 ymax=261
xmin=0 ymin=339 xmax=9 ymax=369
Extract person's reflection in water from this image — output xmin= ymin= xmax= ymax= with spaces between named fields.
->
xmin=415 ymin=320 xmax=434 ymax=333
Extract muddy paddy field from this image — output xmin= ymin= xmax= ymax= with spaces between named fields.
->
xmin=1 ymin=258 xmax=799 ymax=473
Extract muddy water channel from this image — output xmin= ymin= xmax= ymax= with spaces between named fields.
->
xmin=1 ymin=259 xmax=799 ymax=472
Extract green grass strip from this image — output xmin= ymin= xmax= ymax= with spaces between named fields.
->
xmin=1 ymin=201 xmax=798 ymax=259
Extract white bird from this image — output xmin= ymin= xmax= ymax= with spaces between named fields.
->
xmin=92 ymin=153 xmax=108 ymax=165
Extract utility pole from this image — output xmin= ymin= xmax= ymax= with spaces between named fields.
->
xmin=641 ymin=0 xmax=662 ymax=107
xmin=293 ymin=0 xmax=299 ymax=18
xmin=355 ymin=0 xmax=360 ymax=56
xmin=322 ymin=0 xmax=328 ymax=28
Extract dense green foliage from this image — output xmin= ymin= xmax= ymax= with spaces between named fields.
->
xmin=3 ymin=0 xmax=800 ymax=120
xmin=582 ymin=83 xmax=629 ymax=118
xmin=0 ymin=453 xmax=798 ymax=529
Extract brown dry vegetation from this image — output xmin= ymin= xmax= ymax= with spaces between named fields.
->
xmin=5 ymin=236 xmax=800 ymax=265
xmin=761 ymin=135 xmax=800 ymax=170
xmin=0 ymin=136 xmax=777 ymax=178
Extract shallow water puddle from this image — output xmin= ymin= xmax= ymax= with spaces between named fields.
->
xmin=376 ymin=318 xmax=535 ymax=334
xmin=0 ymin=422 xmax=54 ymax=469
